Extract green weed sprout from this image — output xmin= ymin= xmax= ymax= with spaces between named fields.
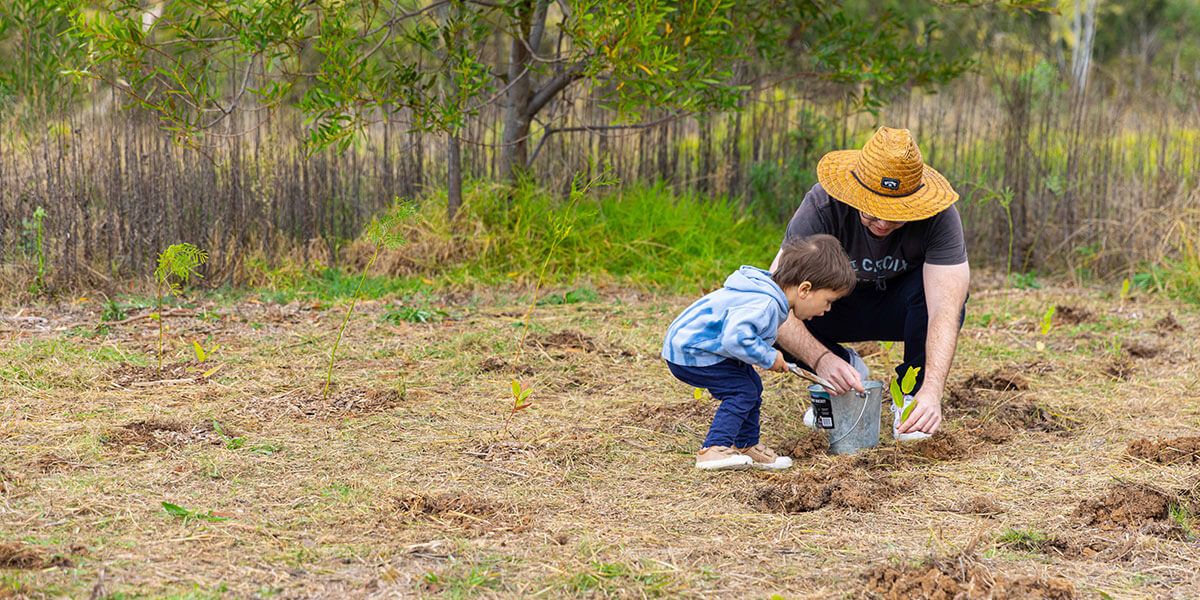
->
xmin=154 ymin=243 xmax=208 ymax=373
xmin=161 ymin=501 xmax=227 ymax=524
xmin=323 ymin=201 xmax=417 ymax=402
xmin=889 ymin=366 xmax=922 ymax=422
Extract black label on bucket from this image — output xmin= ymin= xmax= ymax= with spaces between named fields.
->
xmin=809 ymin=390 xmax=835 ymax=429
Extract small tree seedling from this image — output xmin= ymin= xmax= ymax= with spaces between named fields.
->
xmin=323 ymin=201 xmax=416 ymax=402
xmin=501 ymin=379 xmax=534 ymax=438
xmin=154 ymin=243 xmax=208 ymax=373
xmin=889 ymin=366 xmax=922 ymax=423
xmin=1039 ymin=305 xmax=1056 ymax=335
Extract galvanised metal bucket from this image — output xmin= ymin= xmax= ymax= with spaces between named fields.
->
xmin=808 ymin=381 xmax=883 ymax=454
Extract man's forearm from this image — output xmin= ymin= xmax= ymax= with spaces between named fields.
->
xmin=920 ymin=261 xmax=970 ymax=397
xmin=921 ymin=308 xmax=960 ymax=396
xmin=776 ymin=315 xmax=830 ymax=367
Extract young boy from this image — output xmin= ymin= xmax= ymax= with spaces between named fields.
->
xmin=662 ymin=234 xmax=856 ymax=470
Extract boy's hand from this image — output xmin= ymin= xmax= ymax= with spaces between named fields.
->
xmin=768 ymin=352 xmax=789 ymax=373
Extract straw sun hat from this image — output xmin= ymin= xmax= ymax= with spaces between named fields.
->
xmin=816 ymin=127 xmax=959 ymax=222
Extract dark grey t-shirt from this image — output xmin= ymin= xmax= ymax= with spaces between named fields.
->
xmin=784 ymin=184 xmax=967 ymax=289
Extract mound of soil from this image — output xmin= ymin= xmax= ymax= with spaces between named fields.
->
xmin=956 ymin=496 xmax=1004 ymax=516
xmin=962 ymin=369 xmax=1030 ymax=392
xmin=1127 ymin=436 xmax=1200 ymax=464
xmin=863 ymin=553 xmax=1075 ymax=599
xmin=535 ymin=330 xmax=598 ymax=352
xmin=907 ymin=431 xmax=971 ymax=461
xmin=946 ymin=382 xmax=1074 ymax=434
xmin=748 ymin=462 xmax=906 ymax=513
xmin=784 ymin=429 xmax=830 ymax=461
xmin=1124 ymin=342 xmax=1161 ymax=359
xmin=1036 ymin=533 xmax=1134 ymax=561
xmin=1074 ymin=483 xmax=1175 ymax=530
xmin=1054 ymin=305 xmax=1092 ymax=325
xmin=1155 ymin=313 xmax=1183 ymax=332
xmin=107 ymin=361 xmax=208 ymax=387
xmin=264 ymin=388 xmax=403 ymax=419
xmin=101 ymin=419 xmax=224 ymax=450
xmin=836 ymin=431 xmax=975 ymax=472
xmin=1103 ymin=356 xmax=1136 ymax=381
xmin=532 ymin=330 xmax=635 ymax=357
xmin=396 ymin=491 xmax=532 ymax=534
xmin=478 ymin=356 xmax=534 ymax=376
xmin=0 ymin=543 xmax=73 ymax=570
xmin=628 ymin=400 xmax=711 ymax=435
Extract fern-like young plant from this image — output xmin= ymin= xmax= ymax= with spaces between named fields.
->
xmin=154 ymin=243 xmax=208 ymax=373
xmin=323 ymin=201 xmax=417 ymax=402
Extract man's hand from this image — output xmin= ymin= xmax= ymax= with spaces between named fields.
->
xmin=815 ymin=353 xmax=865 ymax=395
xmin=898 ymin=388 xmax=942 ymax=434
xmin=768 ymin=352 xmax=789 ymax=373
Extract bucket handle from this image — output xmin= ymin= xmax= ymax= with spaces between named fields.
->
xmin=828 ymin=390 xmax=870 ymax=447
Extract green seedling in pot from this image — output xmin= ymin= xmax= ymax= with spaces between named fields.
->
xmin=154 ymin=243 xmax=208 ymax=373
xmin=889 ymin=366 xmax=922 ymax=422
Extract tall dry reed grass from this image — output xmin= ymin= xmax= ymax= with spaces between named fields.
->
xmin=0 ymin=65 xmax=1196 ymax=293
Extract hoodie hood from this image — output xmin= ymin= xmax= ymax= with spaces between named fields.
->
xmin=724 ymin=266 xmax=789 ymax=312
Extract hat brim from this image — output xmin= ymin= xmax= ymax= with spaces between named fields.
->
xmin=817 ymin=150 xmax=959 ymax=222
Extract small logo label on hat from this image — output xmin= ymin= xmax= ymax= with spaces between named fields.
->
xmin=881 ymin=177 xmax=901 ymax=191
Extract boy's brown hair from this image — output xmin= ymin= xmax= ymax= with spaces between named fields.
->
xmin=771 ymin=234 xmax=855 ymax=293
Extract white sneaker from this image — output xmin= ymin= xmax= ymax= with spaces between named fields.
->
xmin=892 ymin=394 xmax=931 ymax=441
xmin=695 ymin=446 xmax=754 ymax=470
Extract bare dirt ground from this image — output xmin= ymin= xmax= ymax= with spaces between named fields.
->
xmin=1 ymin=285 xmax=1198 ymax=599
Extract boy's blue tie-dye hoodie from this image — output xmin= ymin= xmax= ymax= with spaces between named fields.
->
xmin=661 ymin=266 xmax=789 ymax=370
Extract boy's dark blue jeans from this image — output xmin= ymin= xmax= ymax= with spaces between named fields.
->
xmin=779 ymin=268 xmax=965 ymax=392
xmin=667 ymin=359 xmax=762 ymax=449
